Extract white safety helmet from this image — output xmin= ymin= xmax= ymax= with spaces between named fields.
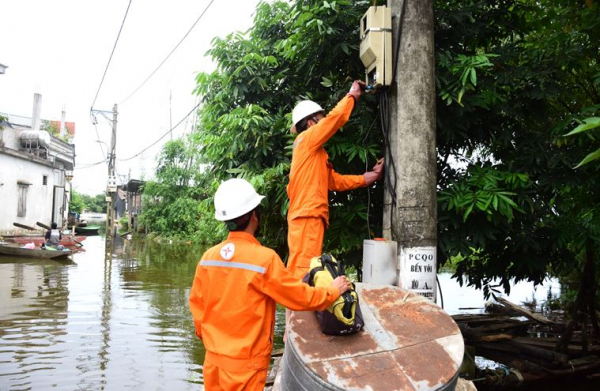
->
xmin=291 ymin=100 xmax=324 ymax=133
xmin=214 ymin=178 xmax=265 ymax=221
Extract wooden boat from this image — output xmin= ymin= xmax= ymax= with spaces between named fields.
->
xmin=0 ymin=243 xmax=73 ymax=259
xmin=75 ymin=225 xmax=101 ymax=235
xmin=4 ymin=235 xmax=86 ymax=248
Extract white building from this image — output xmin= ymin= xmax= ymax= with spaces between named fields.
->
xmin=0 ymin=94 xmax=76 ymax=234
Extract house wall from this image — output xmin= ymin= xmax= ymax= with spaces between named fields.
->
xmin=0 ymin=151 xmax=58 ymax=232
xmin=0 ymin=127 xmax=22 ymax=149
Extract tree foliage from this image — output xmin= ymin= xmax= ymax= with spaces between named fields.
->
xmin=69 ymin=189 xmax=86 ymax=214
xmin=71 ymin=191 xmax=106 ymax=213
xmin=141 ymin=0 xmax=599 ymax=306
xmin=435 ymin=0 xmax=600 ymax=299
xmin=140 ymin=138 xmax=226 ymax=243
xmin=183 ymin=0 xmax=382 ymax=259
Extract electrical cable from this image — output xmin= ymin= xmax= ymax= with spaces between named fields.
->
xmin=436 ymin=274 xmax=444 ymax=309
xmin=391 ymin=0 xmax=407 ymax=86
xmin=379 ymin=90 xmax=399 ymax=232
xmin=362 ymin=115 xmax=379 ymax=240
xmin=93 ymin=121 xmax=108 ymax=162
xmin=118 ymin=101 xmax=202 ymax=161
xmin=90 ymin=0 xmax=134 ymax=110
xmin=119 ymin=0 xmax=216 ymax=106
xmin=75 ymin=160 xmax=107 ymax=170
xmin=372 ymin=0 xmax=406 ymax=236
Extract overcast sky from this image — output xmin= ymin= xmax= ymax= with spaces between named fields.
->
xmin=0 ymin=0 xmax=262 ymax=195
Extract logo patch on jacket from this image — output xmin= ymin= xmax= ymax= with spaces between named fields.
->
xmin=220 ymin=243 xmax=235 ymax=260
xmin=293 ymin=137 xmax=303 ymax=149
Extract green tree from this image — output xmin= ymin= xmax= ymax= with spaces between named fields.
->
xmin=141 ymin=138 xmax=225 ymax=243
xmin=70 ymin=189 xmax=86 ymax=214
xmin=434 ymin=0 xmax=600 ymax=341
xmin=74 ymin=192 xmax=108 ymax=213
xmin=188 ymin=0 xmax=382 ymax=258
xmin=564 ymin=117 xmax=600 ymax=167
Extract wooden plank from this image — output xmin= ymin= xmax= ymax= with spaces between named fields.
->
xmin=477 ymin=342 xmax=520 ymax=354
xmin=36 ymin=221 xmax=51 ymax=230
xmin=496 ymin=297 xmax=556 ymax=325
xmin=13 ymin=222 xmax=37 ymax=231
xmin=508 ymin=340 xmax=570 ymax=364
xmin=265 ymin=356 xmax=281 ymax=388
xmin=452 ymin=314 xmax=512 ymax=322
xmin=479 ymin=333 xmax=514 ymax=342
xmin=467 ymin=320 xmax=534 ymax=333
xmin=513 ymin=337 xmax=599 ymax=354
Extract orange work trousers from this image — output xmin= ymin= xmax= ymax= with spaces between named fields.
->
xmin=287 ymin=216 xmax=325 ymax=280
xmin=203 ymin=359 xmax=268 ymax=391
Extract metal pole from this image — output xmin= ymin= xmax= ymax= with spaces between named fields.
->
xmin=385 ymin=0 xmax=438 ymax=300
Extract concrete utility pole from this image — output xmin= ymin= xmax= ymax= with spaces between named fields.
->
xmin=384 ymin=0 xmax=438 ymax=300
xmin=105 ymin=104 xmax=118 ymax=251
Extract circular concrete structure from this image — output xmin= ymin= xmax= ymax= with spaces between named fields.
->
xmin=281 ymin=283 xmax=464 ymax=391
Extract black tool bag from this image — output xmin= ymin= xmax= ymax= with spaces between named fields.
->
xmin=304 ymin=253 xmax=364 ymax=336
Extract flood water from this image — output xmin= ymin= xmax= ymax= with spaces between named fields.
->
xmin=0 ymin=236 xmax=207 ymax=390
xmin=0 ymin=235 xmax=579 ymax=390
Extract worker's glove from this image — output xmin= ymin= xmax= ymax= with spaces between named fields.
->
xmin=347 ymin=80 xmax=366 ymax=102
xmin=363 ymin=158 xmax=385 ymax=186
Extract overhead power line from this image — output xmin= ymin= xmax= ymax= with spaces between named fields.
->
xmin=93 ymin=121 xmax=108 ymax=160
xmin=90 ymin=0 xmax=134 ymax=110
xmin=75 ymin=160 xmax=107 ymax=170
xmin=118 ymin=101 xmax=202 ymax=161
xmin=119 ymin=0 xmax=216 ymax=105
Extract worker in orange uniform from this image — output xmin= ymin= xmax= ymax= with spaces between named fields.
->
xmin=287 ymin=80 xmax=385 ymax=280
xmin=189 ymin=178 xmax=351 ymax=391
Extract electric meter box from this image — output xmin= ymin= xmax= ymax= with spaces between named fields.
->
xmin=107 ymin=176 xmax=117 ymax=193
xmin=362 ymin=239 xmax=398 ymax=286
xmin=359 ymin=6 xmax=393 ymax=88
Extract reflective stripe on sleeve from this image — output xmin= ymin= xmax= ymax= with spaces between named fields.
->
xmin=201 ymin=260 xmax=266 ymax=274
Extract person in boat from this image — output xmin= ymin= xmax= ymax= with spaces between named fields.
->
xmin=287 ymin=80 xmax=385 ymax=280
xmin=44 ymin=222 xmax=63 ymax=249
xmin=189 ymin=178 xmax=351 ymax=391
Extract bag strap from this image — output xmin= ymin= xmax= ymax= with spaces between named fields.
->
xmin=320 ymin=253 xmax=340 ymax=277
xmin=307 ymin=265 xmax=323 ymax=286
xmin=321 ymin=254 xmax=355 ymax=315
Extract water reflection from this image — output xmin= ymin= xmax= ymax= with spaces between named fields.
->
xmin=0 ymin=257 xmax=70 ymax=390
xmin=0 ymin=235 xmax=207 ymax=390
xmin=437 ymin=273 xmax=561 ymax=315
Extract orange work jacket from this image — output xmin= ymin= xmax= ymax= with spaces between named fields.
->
xmin=287 ymin=95 xmax=366 ymax=225
xmin=189 ymin=231 xmax=340 ymax=372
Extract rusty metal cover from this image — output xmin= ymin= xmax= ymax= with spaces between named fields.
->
xmin=280 ymin=283 xmax=463 ymax=391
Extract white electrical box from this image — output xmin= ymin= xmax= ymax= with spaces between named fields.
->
xmin=359 ymin=6 xmax=393 ymax=88
xmin=362 ymin=239 xmax=398 ymax=285
xmin=107 ymin=176 xmax=117 ymax=193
